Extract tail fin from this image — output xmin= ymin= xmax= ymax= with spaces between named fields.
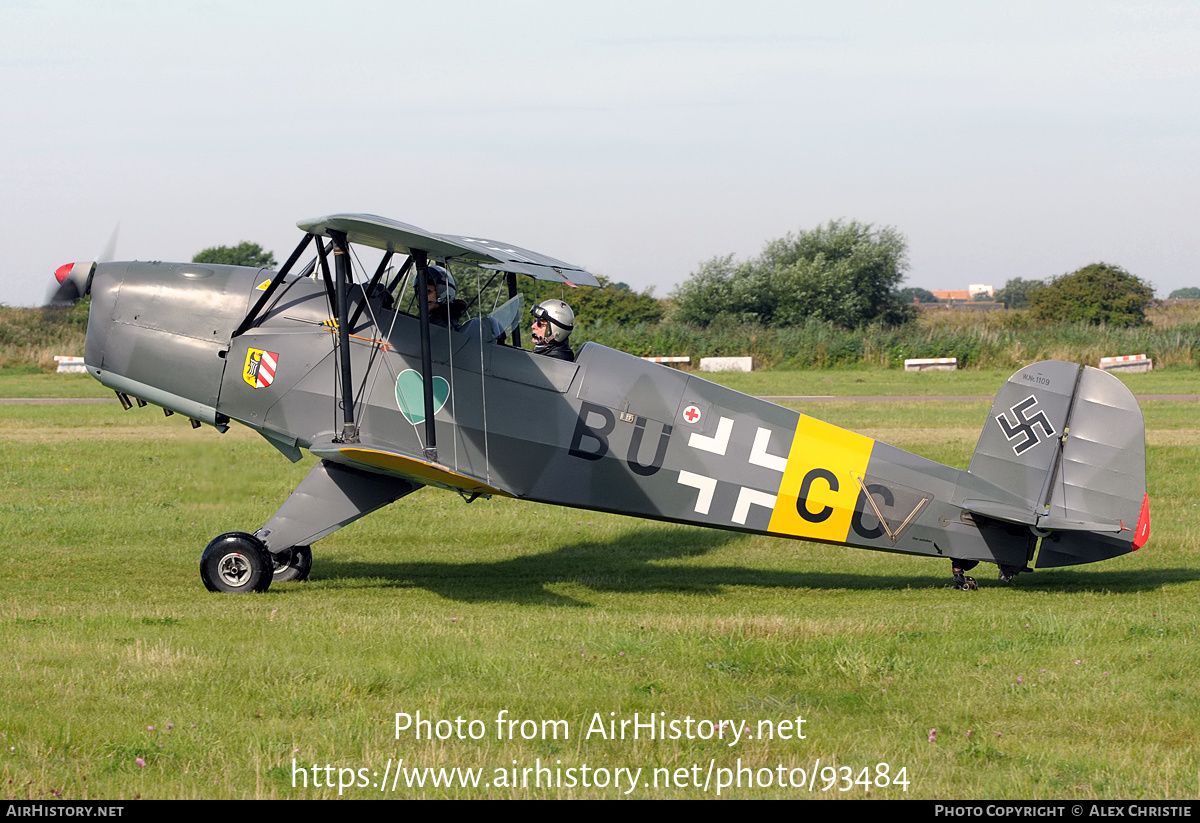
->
xmin=963 ymin=360 xmax=1148 ymax=568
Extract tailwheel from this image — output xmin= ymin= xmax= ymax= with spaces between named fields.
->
xmin=997 ymin=564 xmax=1028 ymax=584
xmin=201 ymin=532 xmax=274 ymax=593
xmin=271 ymin=545 xmax=313 ymax=583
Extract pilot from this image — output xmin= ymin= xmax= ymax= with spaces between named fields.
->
xmin=530 ymin=299 xmax=575 ymax=362
xmin=419 ymin=264 xmax=466 ymax=331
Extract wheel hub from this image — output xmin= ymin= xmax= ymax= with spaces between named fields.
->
xmin=217 ymin=552 xmax=252 ymax=587
xmin=272 ymin=548 xmax=293 ymax=574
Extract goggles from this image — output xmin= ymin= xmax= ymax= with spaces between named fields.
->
xmin=530 ymin=303 xmax=573 ymax=331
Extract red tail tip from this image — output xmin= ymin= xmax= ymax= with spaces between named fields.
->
xmin=1132 ymin=494 xmax=1150 ymax=550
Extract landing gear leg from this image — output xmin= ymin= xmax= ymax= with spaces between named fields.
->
xmin=254 ymin=460 xmax=420 ymax=558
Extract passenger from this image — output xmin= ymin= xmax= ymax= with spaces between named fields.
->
xmin=530 ymin=299 xmax=575 ymax=362
xmin=419 ymin=264 xmax=466 ymax=331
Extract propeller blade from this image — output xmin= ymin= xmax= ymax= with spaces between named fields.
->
xmin=47 ymin=223 xmax=118 ymax=306
xmin=98 ymin=223 xmax=120 ymax=264
xmin=47 ymin=261 xmax=94 ymax=307
xmin=47 ymin=277 xmax=82 ymax=307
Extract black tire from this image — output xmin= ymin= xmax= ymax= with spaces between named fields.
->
xmin=271 ymin=545 xmax=312 ymax=583
xmin=200 ymin=532 xmax=274 ymax=593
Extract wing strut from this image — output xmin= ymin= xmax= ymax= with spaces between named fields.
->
xmin=507 ymin=271 xmax=522 ymax=347
xmin=412 ymin=249 xmax=438 ymax=461
xmin=232 ymin=232 xmax=315 ymax=338
xmin=330 ymin=230 xmax=359 ymax=444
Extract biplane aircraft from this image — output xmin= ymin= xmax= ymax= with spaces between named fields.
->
xmin=53 ymin=214 xmax=1150 ymax=593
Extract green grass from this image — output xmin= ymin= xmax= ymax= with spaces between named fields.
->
xmin=0 ymin=373 xmax=111 ymax=398
xmin=1 ymin=384 xmax=1198 ymax=799
xmin=702 ymin=366 xmax=1200 ymax=397
xmin=6 ymin=365 xmax=1197 ymax=400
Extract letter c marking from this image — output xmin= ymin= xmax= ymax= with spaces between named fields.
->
xmin=796 ymin=468 xmax=838 ymax=523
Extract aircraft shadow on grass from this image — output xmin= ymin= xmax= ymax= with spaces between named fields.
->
xmin=297 ymin=528 xmax=1195 ymax=605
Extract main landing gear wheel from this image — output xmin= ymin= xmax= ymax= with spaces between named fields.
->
xmin=952 ymin=559 xmax=979 ymax=591
xmin=271 ymin=545 xmax=312 ymax=583
xmin=200 ymin=532 xmax=274 ymax=593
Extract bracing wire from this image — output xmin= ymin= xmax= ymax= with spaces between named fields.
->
xmin=348 ymin=245 xmax=393 ymax=433
xmin=443 ymin=259 xmax=457 ymax=471
xmin=391 ymin=259 xmax=430 ymax=454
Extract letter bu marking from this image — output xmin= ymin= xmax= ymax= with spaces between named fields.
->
xmin=569 ymin=401 xmax=615 ymax=461
xmin=626 ymin=417 xmax=672 ymax=477
xmin=995 ymin=395 xmax=1055 ymax=455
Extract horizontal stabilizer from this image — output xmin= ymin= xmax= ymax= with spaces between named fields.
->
xmin=963 ymin=499 xmax=1123 ymax=533
xmin=960 ymin=498 xmax=1039 ymax=526
xmin=1036 ymin=515 xmax=1124 ymax=534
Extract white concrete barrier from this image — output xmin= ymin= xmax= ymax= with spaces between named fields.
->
xmin=54 ymin=355 xmax=86 ymax=374
xmin=1099 ymin=354 xmax=1152 ymax=373
xmin=700 ymin=356 xmax=752 ymax=373
xmin=904 ymin=357 xmax=958 ymax=372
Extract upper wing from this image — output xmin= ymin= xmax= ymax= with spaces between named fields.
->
xmin=296 ymin=214 xmax=600 ymax=287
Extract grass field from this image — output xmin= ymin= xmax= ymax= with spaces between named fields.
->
xmin=2 ymin=372 xmax=1198 ymax=799
xmin=707 ymin=366 xmax=1200 ymax=398
xmin=2 ymin=364 xmax=1196 ymax=399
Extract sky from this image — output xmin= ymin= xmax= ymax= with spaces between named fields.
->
xmin=4 ymin=0 xmax=1199 ymax=306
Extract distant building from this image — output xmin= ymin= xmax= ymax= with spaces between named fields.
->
xmin=932 ymin=290 xmax=971 ymax=302
xmin=931 ymin=285 xmax=994 ymax=303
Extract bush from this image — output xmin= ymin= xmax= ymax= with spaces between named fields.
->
xmin=671 ymin=220 xmax=913 ymax=328
xmin=192 ymin=242 xmax=276 ymax=268
xmin=1029 ymin=263 xmax=1153 ymax=327
xmin=0 ymin=300 xmax=90 ymax=371
xmin=1168 ymin=287 xmax=1200 ymax=299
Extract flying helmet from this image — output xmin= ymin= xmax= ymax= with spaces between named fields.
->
xmin=417 ymin=263 xmax=456 ymax=304
xmin=530 ymin=299 xmax=575 ymax=344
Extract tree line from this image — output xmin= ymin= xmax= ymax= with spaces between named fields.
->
xmin=672 ymin=223 xmax=1162 ymax=329
xmin=195 ymin=219 xmax=1179 ymax=332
